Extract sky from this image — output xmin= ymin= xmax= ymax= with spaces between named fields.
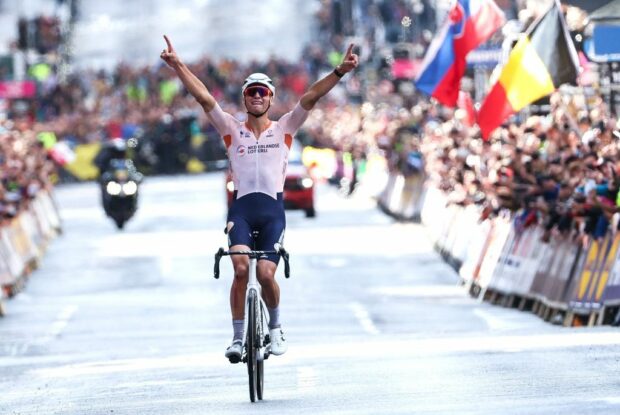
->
xmin=0 ymin=0 xmax=319 ymax=70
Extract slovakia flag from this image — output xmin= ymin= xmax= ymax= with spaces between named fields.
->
xmin=415 ymin=0 xmax=505 ymax=107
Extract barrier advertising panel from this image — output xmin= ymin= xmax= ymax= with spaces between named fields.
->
xmin=476 ymin=216 xmax=512 ymax=291
xmin=420 ymin=186 xmax=447 ymax=244
xmin=0 ymin=228 xmax=24 ymax=281
xmin=570 ymin=234 xmax=619 ymax=311
xmin=528 ymin=236 xmax=555 ymax=300
xmin=514 ymin=227 xmax=547 ymax=296
xmin=459 ymin=218 xmax=493 ymax=285
xmin=603 ymin=233 xmax=620 ymax=306
xmin=585 ymin=233 xmax=619 ymax=306
xmin=0 ymin=242 xmax=13 ymax=287
xmin=538 ymin=237 xmax=580 ymax=304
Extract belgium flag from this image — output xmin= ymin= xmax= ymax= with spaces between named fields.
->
xmin=477 ymin=0 xmax=579 ymax=139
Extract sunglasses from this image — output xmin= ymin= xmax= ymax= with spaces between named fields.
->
xmin=244 ymin=85 xmax=272 ymax=98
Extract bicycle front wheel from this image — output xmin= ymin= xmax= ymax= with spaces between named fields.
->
xmin=256 ymin=302 xmax=265 ymax=400
xmin=247 ymin=289 xmax=258 ymax=403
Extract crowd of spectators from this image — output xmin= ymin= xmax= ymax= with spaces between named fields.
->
xmin=4 ymin=1 xmax=465 ymax=180
xmin=9 ymin=1 xmax=464 ymax=166
xmin=342 ymin=1 xmax=620 ymax=245
xmin=4 ymin=0 xmax=618 ymax=245
xmin=369 ymin=72 xmax=620 ymax=246
xmin=23 ymin=54 xmax=367 ymax=174
xmin=1 ymin=1 xmax=383 ymax=226
xmin=0 ymin=120 xmax=56 ymax=224
xmin=413 ymin=89 xmax=620 ymax=243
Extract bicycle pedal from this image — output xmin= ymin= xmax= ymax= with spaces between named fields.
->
xmin=228 ymin=356 xmax=241 ymax=364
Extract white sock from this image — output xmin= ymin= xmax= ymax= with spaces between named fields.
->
xmin=232 ymin=319 xmax=244 ymax=341
xmin=268 ymin=306 xmax=280 ymax=329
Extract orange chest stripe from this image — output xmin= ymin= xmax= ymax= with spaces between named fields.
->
xmin=223 ymin=134 xmax=232 ymax=149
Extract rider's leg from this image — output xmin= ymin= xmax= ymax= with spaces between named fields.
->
xmin=225 ymin=202 xmax=259 ymax=362
xmin=252 ymin=195 xmax=287 ymax=354
xmin=255 ymin=208 xmax=285 ymax=329
xmin=257 ymin=259 xmax=279 ymax=308
xmin=257 ymin=259 xmax=281 ymax=328
xmin=257 ymin=259 xmax=287 ymax=356
xmin=230 ymin=244 xmax=251 ymax=334
xmin=225 ymin=244 xmax=251 ymax=362
xmin=226 ymin=217 xmax=253 ymax=339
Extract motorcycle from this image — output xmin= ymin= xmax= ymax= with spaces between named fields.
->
xmin=100 ymin=159 xmax=142 ymax=229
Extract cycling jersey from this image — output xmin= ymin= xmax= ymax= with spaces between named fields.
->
xmin=206 ymin=103 xmax=309 ymax=200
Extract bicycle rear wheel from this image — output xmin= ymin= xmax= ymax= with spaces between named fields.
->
xmin=246 ymin=289 xmax=258 ymax=402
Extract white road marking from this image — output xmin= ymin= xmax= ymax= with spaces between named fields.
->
xmin=371 ymin=285 xmax=467 ymax=298
xmin=324 ymin=257 xmax=348 ymax=268
xmin=296 ymin=366 xmax=318 ymax=390
xmin=349 ymin=302 xmax=380 ymax=335
xmin=159 ymin=256 xmax=173 ymax=277
xmin=50 ymin=305 xmax=78 ymax=337
xmin=473 ymin=307 xmax=531 ymax=331
xmin=6 ymin=305 xmax=78 ymax=356
xmin=473 ymin=307 xmax=510 ymax=330
xmin=8 ymin=344 xmax=22 ymax=357
xmin=28 ymin=330 xmax=620 ymax=379
xmin=36 ymin=305 xmax=79 ymax=345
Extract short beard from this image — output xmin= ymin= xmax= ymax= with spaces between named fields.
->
xmin=246 ymin=100 xmax=271 ymax=118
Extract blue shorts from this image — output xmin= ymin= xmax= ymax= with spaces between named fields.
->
xmin=227 ymin=192 xmax=285 ymax=264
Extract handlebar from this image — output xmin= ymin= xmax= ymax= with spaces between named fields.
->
xmin=213 ymin=246 xmax=290 ymax=279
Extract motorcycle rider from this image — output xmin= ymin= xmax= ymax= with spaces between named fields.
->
xmin=95 ymin=138 xmax=141 ymax=221
xmin=94 ymin=138 xmax=129 ymax=177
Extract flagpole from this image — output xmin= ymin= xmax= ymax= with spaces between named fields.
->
xmin=555 ymin=0 xmax=581 ymax=73
xmin=609 ymin=63 xmax=617 ymax=116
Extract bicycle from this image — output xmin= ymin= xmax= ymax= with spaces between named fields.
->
xmin=213 ymin=236 xmax=290 ymax=402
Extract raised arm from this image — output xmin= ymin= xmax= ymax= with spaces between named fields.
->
xmin=160 ymin=35 xmax=217 ymax=112
xmin=299 ymin=43 xmax=359 ymax=111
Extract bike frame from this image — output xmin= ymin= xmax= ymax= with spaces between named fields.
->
xmin=214 ymin=245 xmax=290 ymax=402
xmin=245 ymin=255 xmax=269 ymax=362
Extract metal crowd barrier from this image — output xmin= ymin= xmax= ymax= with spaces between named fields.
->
xmin=0 ymin=190 xmax=62 ymax=316
xmin=383 ymin=182 xmax=620 ymax=327
xmin=377 ymin=171 xmax=425 ymax=221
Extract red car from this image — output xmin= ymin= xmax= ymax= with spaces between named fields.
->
xmin=226 ymin=158 xmax=316 ymax=218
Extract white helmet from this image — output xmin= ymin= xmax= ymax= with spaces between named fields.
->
xmin=110 ymin=138 xmax=127 ymax=152
xmin=241 ymin=73 xmax=275 ymax=96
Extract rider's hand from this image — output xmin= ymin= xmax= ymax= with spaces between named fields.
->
xmin=336 ymin=44 xmax=359 ymax=75
xmin=160 ymin=35 xmax=181 ymax=69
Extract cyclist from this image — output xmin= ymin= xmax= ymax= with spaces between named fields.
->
xmin=160 ymin=35 xmax=358 ymax=362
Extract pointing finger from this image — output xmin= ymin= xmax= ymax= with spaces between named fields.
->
xmin=345 ymin=43 xmax=354 ymax=58
xmin=163 ymin=34 xmax=173 ymax=52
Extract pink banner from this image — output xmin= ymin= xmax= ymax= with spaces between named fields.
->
xmin=0 ymin=81 xmax=36 ymax=99
xmin=392 ymin=59 xmax=419 ymax=80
